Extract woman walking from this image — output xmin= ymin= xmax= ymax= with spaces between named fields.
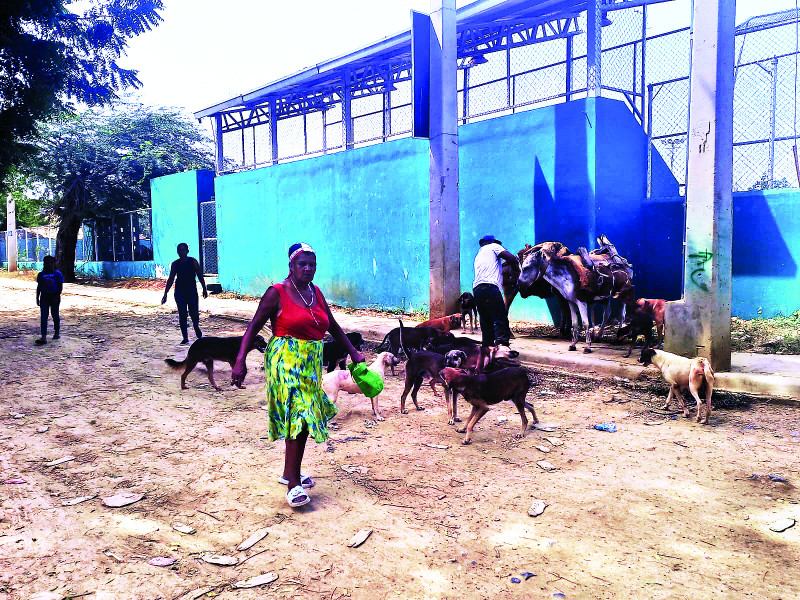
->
xmin=231 ymin=243 xmax=364 ymax=508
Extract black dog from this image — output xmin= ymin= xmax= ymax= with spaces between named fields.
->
xmin=459 ymin=292 xmax=478 ymax=333
xmin=322 ymin=332 xmax=364 ymax=372
xmin=376 ymin=319 xmax=454 ymax=374
xmin=165 ymin=335 xmax=267 ymax=390
xmin=616 ymin=311 xmax=654 ymax=358
xmin=399 ymin=350 xmax=467 ymax=422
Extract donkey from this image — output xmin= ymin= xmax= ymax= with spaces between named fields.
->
xmin=504 ymin=242 xmax=572 ymax=339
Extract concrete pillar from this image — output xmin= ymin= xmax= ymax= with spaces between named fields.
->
xmin=6 ymin=194 xmax=17 ymax=272
xmin=586 ymin=0 xmax=602 ymax=98
xmin=428 ymin=0 xmax=459 ymax=319
xmin=664 ymin=0 xmax=735 ymax=371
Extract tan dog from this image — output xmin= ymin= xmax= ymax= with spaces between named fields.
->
xmin=415 ymin=314 xmax=461 ymax=332
xmin=639 ymin=348 xmax=715 ymax=424
xmin=322 ymin=352 xmax=400 ymax=421
xmin=633 ymin=298 xmax=666 ymax=344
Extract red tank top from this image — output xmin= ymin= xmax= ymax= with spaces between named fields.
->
xmin=272 ymin=282 xmax=329 ymax=341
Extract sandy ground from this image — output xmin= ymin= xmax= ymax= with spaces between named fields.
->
xmin=1 ymin=283 xmax=799 ymax=600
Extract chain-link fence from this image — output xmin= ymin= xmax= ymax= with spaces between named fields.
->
xmin=199 ymin=200 xmax=218 ymax=275
xmin=648 ymin=10 xmax=800 ymax=194
xmin=216 ymin=6 xmax=653 ymax=173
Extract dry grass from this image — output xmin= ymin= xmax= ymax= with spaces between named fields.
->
xmin=731 ymin=310 xmax=800 ymax=354
xmin=0 ymin=267 xmax=38 ymax=281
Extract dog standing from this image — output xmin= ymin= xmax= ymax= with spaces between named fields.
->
xmin=638 ymin=348 xmax=715 ymax=424
xmin=616 ymin=311 xmax=654 ymax=358
xmin=322 ymin=331 xmax=364 ymax=372
xmin=165 ymin=335 xmax=267 ymax=390
xmin=632 ymin=298 xmax=666 ymax=344
xmin=399 ymin=349 xmax=467 ymax=422
xmin=440 ymin=366 xmax=537 ymax=444
xmin=416 ymin=314 xmax=461 ymax=333
xmin=322 ymin=352 xmax=400 ymax=420
xmin=459 ymin=292 xmax=478 ymax=333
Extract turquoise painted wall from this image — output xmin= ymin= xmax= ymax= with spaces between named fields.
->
xmin=75 ymin=261 xmax=158 ymax=279
xmin=151 ymin=170 xmax=214 ymax=277
xmin=214 ymin=137 xmax=430 ymax=310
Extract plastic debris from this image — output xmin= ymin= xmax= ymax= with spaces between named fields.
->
xmin=534 ymin=445 xmax=551 ymax=453
xmin=36 ymin=426 xmax=49 ymax=433
xmin=103 ymin=549 xmax=123 ymax=562
xmin=5 ymin=478 xmax=25 ymax=484
xmin=347 ymin=529 xmax=372 ymax=548
xmin=497 ymin=415 xmax=508 ymax=423
xmin=528 ymin=500 xmax=547 ymax=517
xmin=102 ymin=492 xmax=144 ymax=507
xmin=644 ymin=421 xmax=666 ymax=426
xmin=768 ymin=474 xmax=788 ymax=483
xmin=148 ymin=556 xmax=176 ymax=567
xmin=423 ymin=443 xmax=450 ymax=450
xmin=234 ymin=572 xmax=279 ymax=588
xmin=510 ymin=577 xmax=521 ymax=583
xmin=769 ymin=518 xmax=796 ymax=532
xmin=237 ymin=528 xmax=268 ymax=551
xmin=593 ymin=423 xmax=617 ymax=433
xmin=45 ymin=456 xmax=76 ymax=467
xmin=545 ymin=437 xmax=563 ymax=446
xmin=537 ymin=460 xmax=556 ymax=472
xmin=172 ymin=523 xmax=196 ymax=534
xmin=554 ymin=594 xmax=567 ymax=599
xmin=521 ymin=572 xmax=536 ymax=580
xmin=62 ymin=495 xmax=97 ymax=506
xmin=202 ymin=553 xmax=238 ymax=566
xmin=341 ymin=465 xmax=369 ymax=475
xmin=12 ymin=413 xmax=25 ymax=419
xmin=539 ymin=391 xmax=557 ymax=396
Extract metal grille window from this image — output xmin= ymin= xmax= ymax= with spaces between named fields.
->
xmin=199 ymin=200 xmax=218 ymax=276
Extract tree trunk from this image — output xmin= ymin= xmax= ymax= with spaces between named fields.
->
xmin=55 ymin=211 xmax=82 ymax=282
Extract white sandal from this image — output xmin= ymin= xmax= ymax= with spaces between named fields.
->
xmin=286 ymin=485 xmax=310 ymax=507
xmin=277 ymin=474 xmax=315 ymax=488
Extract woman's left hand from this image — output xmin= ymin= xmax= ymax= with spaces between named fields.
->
xmin=351 ymin=351 xmax=366 ymax=364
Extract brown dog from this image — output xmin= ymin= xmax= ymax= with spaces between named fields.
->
xmin=632 ymin=298 xmax=666 ymax=344
xmin=165 ymin=335 xmax=267 ymax=390
xmin=440 ymin=366 xmax=537 ymax=444
xmin=416 ymin=314 xmax=461 ymax=332
xmin=638 ymin=348 xmax=715 ymax=424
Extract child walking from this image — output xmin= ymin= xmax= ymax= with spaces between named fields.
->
xmin=35 ymin=255 xmax=64 ymax=345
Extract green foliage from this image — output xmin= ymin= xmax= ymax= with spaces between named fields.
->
xmin=730 ymin=310 xmax=800 ymax=354
xmin=749 ymin=173 xmax=792 ymax=191
xmin=28 ymin=104 xmax=215 ymax=222
xmin=0 ymin=169 xmax=46 ymax=230
xmin=0 ymin=0 xmax=164 ymax=188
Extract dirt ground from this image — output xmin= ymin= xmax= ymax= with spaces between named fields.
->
xmin=1 ymin=283 xmax=799 ymax=600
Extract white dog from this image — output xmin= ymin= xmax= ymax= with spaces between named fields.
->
xmin=322 ymin=352 xmax=400 ymax=421
xmin=638 ymin=348 xmax=715 ymax=424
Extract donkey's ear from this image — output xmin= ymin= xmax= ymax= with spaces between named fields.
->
xmin=600 ymin=233 xmax=611 ymax=245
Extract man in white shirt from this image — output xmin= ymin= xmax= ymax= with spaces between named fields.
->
xmin=472 ymin=235 xmax=519 ymax=347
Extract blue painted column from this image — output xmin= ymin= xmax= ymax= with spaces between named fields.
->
xmin=665 ymin=0 xmax=735 ymax=370
xmin=428 ymin=0 xmax=459 ymax=318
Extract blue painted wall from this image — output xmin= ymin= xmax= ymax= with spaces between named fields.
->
xmin=151 ymin=170 xmax=214 ymax=278
xmin=459 ymin=97 xmax=679 ymax=322
xmin=75 ymin=261 xmax=158 ymax=279
xmin=214 ymin=137 xmax=430 ymax=310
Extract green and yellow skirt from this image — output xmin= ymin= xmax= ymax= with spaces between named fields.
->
xmin=265 ymin=336 xmax=337 ymax=443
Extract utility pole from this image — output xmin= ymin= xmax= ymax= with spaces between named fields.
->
xmin=6 ymin=194 xmax=17 ymax=272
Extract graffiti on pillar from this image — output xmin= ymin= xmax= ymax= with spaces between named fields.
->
xmin=688 ymin=249 xmax=712 ymax=292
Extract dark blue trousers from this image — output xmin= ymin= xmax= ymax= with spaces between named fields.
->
xmin=40 ymin=292 xmax=61 ymax=338
xmin=175 ymin=289 xmax=201 ymax=341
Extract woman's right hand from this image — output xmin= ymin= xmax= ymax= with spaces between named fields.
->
xmin=231 ymin=360 xmax=247 ymax=387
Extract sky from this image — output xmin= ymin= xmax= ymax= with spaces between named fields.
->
xmin=119 ymin=0 xmax=799 ymax=115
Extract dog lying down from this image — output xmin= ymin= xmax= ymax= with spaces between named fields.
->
xmin=165 ymin=335 xmax=267 ymax=390
xmin=322 ymin=352 xmax=400 ymax=421
xmin=440 ymin=366 xmax=537 ymax=445
xmin=638 ymin=348 xmax=715 ymax=424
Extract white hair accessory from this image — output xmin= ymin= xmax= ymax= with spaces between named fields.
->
xmin=289 ymin=243 xmax=315 ymax=262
